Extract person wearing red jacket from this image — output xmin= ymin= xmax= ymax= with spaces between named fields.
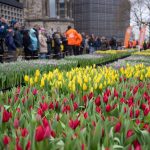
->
xmin=65 ymin=26 xmax=80 ymax=55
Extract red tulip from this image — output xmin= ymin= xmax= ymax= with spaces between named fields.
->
xmin=130 ymin=109 xmax=134 ymax=118
xmin=32 ymin=89 xmax=38 ymax=95
xmin=88 ymin=92 xmax=94 ymax=99
xmin=141 ymin=103 xmax=146 ymax=110
xmin=133 ymin=140 xmax=142 ymax=150
xmin=123 ymin=91 xmax=126 ymax=97
xmin=26 ymin=140 xmax=31 ymax=150
xmin=40 ymin=102 xmax=48 ymax=112
xmin=106 ymin=104 xmax=111 ymax=112
xmin=35 ymin=125 xmax=45 ymax=142
xmin=133 ymin=86 xmax=138 ymax=95
xmin=3 ymin=135 xmax=10 ymax=145
xmin=42 ymin=95 xmax=45 ymax=100
xmin=119 ymin=77 xmax=122 ymax=83
xmin=96 ymin=106 xmax=101 ymax=113
xmin=106 ymin=89 xmax=111 ymax=97
xmin=83 ymin=112 xmax=88 ymax=119
xmin=81 ymin=144 xmax=85 ymax=150
xmin=55 ymin=101 xmax=59 ymax=109
xmin=16 ymin=144 xmax=23 ymax=150
xmin=103 ymin=95 xmax=108 ymax=104
xmin=62 ymin=105 xmax=70 ymax=113
xmin=73 ymin=102 xmax=78 ymax=111
xmin=21 ymin=128 xmax=29 ymax=137
xmin=135 ymin=119 xmax=140 ymax=125
xmin=143 ymin=92 xmax=149 ymax=100
xmin=70 ymin=93 xmax=75 ymax=100
xmin=2 ymin=109 xmax=12 ymax=123
xmin=127 ymin=129 xmax=134 ymax=138
xmin=95 ymin=96 xmax=101 ymax=106
xmin=92 ymin=121 xmax=96 ymax=127
xmin=82 ymin=95 xmax=88 ymax=105
xmin=135 ymin=109 xmax=140 ymax=118
xmin=44 ymin=126 xmax=51 ymax=138
xmin=50 ymin=130 xmax=56 ymax=138
xmin=114 ymin=89 xmax=119 ymax=98
xmin=120 ymin=98 xmax=125 ymax=104
xmin=42 ymin=117 xmax=49 ymax=128
xmin=63 ymin=98 xmax=68 ymax=104
xmin=69 ymin=119 xmax=80 ymax=130
xmin=144 ymin=107 xmax=149 ymax=116
xmin=49 ymin=102 xmax=54 ymax=110
xmin=37 ymin=108 xmax=43 ymax=116
xmin=124 ymin=107 xmax=127 ymax=113
xmin=114 ymin=122 xmax=121 ymax=133
xmin=14 ymin=118 xmax=19 ymax=129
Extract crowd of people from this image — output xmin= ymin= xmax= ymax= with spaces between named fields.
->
xmin=2 ymin=17 xmax=146 ymax=62
xmin=127 ymin=40 xmax=150 ymax=50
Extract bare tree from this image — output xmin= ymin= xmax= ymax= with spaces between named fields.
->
xmin=145 ymin=0 xmax=150 ymax=13
xmin=131 ymin=0 xmax=149 ymax=30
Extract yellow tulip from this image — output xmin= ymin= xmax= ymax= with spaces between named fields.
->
xmin=24 ymin=75 xmax=29 ymax=82
xmin=35 ymin=70 xmax=40 ymax=77
xmin=83 ymin=83 xmax=87 ymax=91
xmin=30 ymin=78 xmax=34 ymax=86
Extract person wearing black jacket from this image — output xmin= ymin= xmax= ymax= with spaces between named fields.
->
xmin=0 ymin=17 xmax=9 ymax=62
xmin=22 ymin=30 xmax=31 ymax=60
xmin=14 ymin=22 xmax=23 ymax=56
xmin=88 ymin=35 xmax=95 ymax=54
xmin=53 ymin=32 xmax=62 ymax=59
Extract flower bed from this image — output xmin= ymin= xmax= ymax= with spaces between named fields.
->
xmin=109 ymin=56 xmax=150 ymax=68
xmin=0 ymin=64 xmax=150 ymax=149
xmin=65 ymin=53 xmax=131 ymax=67
xmin=25 ymin=64 xmax=150 ymax=95
xmin=95 ymin=50 xmax=136 ymax=55
xmin=0 ymin=60 xmax=78 ymax=91
xmin=133 ymin=50 xmax=150 ymax=56
xmin=0 ymin=53 xmax=131 ymax=91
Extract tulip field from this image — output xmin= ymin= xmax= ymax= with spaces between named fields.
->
xmin=1 ymin=51 xmax=150 ymax=150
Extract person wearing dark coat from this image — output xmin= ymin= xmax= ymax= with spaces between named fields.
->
xmin=0 ymin=17 xmax=9 ymax=62
xmin=5 ymin=28 xmax=17 ymax=61
xmin=53 ymin=32 xmax=62 ymax=59
xmin=13 ymin=22 xmax=23 ymax=56
xmin=22 ymin=30 xmax=31 ymax=60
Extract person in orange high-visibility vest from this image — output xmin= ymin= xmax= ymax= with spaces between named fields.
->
xmin=65 ymin=26 xmax=79 ymax=55
xmin=133 ymin=40 xmax=137 ymax=48
xmin=75 ymin=33 xmax=82 ymax=55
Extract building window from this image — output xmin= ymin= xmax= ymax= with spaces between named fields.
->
xmin=59 ymin=0 xmax=65 ymax=18
xmin=49 ymin=0 xmax=57 ymax=18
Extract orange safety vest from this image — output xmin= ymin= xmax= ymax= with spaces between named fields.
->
xmin=133 ymin=40 xmax=136 ymax=47
xmin=65 ymin=28 xmax=79 ymax=46
xmin=75 ymin=33 xmax=82 ymax=46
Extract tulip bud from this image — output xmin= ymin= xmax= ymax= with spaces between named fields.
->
xmin=106 ymin=104 xmax=111 ymax=112
xmin=114 ymin=122 xmax=121 ymax=133
xmin=3 ymin=135 xmax=10 ymax=145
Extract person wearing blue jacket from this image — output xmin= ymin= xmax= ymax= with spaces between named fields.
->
xmin=28 ymin=28 xmax=38 ymax=59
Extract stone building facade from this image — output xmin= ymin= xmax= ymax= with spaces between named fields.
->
xmin=73 ymin=0 xmax=130 ymax=39
xmin=21 ymin=0 xmax=74 ymax=33
xmin=0 ymin=0 xmax=24 ymax=24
